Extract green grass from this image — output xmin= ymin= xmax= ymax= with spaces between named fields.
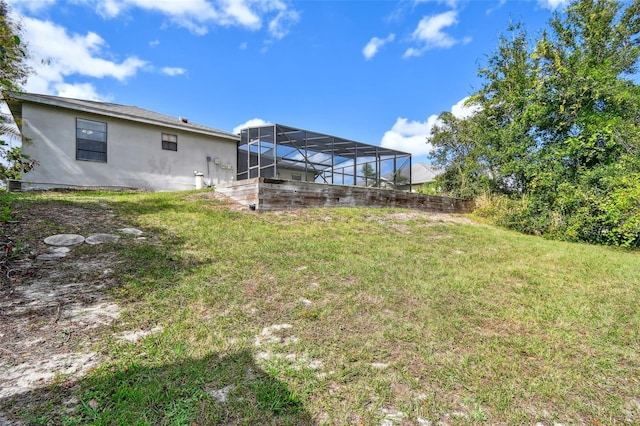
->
xmin=8 ymin=190 xmax=640 ymax=425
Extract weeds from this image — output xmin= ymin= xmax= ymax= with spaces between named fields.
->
xmin=6 ymin=190 xmax=640 ymax=424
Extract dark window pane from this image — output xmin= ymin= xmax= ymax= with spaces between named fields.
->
xmin=162 ymin=133 xmax=178 ymax=151
xmin=77 ymin=119 xmax=107 ymax=162
xmin=77 ymin=138 xmax=107 ymax=153
xmin=162 ymin=141 xmax=178 ymax=151
xmin=77 ymin=149 xmax=107 ymax=162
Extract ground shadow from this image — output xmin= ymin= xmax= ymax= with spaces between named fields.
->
xmin=1 ymin=349 xmax=315 ymax=425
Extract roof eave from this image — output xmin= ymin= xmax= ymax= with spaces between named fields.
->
xmin=6 ymin=91 xmax=239 ymax=142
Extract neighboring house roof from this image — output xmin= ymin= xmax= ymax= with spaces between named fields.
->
xmin=4 ymin=91 xmax=239 ymax=141
xmin=398 ymin=162 xmax=443 ymax=185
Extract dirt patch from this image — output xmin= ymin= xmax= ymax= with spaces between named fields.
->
xmin=0 ymin=197 xmax=142 ymax=422
xmin=375 ymin=211 xmax=477 ymax=225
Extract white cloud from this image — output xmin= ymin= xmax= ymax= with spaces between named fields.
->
xmin=161 ymin=67 xmax=187 ymax=76
xmin=537 ymin=0 xmax=570 ymax=10
xmin=381 ymin=116 xmax=441 ymax=156
xmin=380 ymin=96 xmax=478 ymax=156
xmin=18 ymin=16 xmax=147 ymax=99
xmin=362 ymin=33 xmax=395 ymax=60
xmin=451 ymin=96 xmax=480 ymax=119
xmin=7 ymin=0 xmax=56 ymax=13
xmin=223 ymin=0 xmax=261 ymax=28
xmin=54 ymin=83 xmax=106 ymax=101
xmin=87 ymin=0 xmax=300 ymax=38
xmin=239 ymin=41 xmax=248 ymax=50
xmin=486 ymin=0 xmax=507 ymax=15
xmin=233 ymin=118 xmax=271 ymax=135
xmin=268 ymin=8 xmax=300 ymax=40
xmin=149 ymin=39 xmax=160 ymax=47
xmin=404 ymin=11 xmax=469 ymax=58
xmin=414 ymin=0 xmax=458 ymax=7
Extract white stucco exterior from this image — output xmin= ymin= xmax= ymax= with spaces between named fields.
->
xmin=275 ymin=168 xmax=318 ymax=182
xmin=11 ymin=94 xmax=239 ymax=191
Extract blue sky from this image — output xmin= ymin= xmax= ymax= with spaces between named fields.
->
xmin=7 ymin=0 xmax=571 ymax=162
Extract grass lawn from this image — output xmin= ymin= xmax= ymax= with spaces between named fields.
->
xmin=6 ymin=190 xmax=640 ymax=425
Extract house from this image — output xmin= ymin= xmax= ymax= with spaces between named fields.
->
xmin=5 ymin=93 xmax=413 ymax=193
xmin=391 ymin=162 xmax=443 ymax=192
xmin=5 ymin=92 xmax=239 ymax=191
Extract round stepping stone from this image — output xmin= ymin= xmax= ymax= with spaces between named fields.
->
xmin=85 ymin=233 xmax=120 ymax=245
xmin=44 ymin=234 xmax=85 ymax=246
xmin=119 ymin=228 xmax=143 ymax=236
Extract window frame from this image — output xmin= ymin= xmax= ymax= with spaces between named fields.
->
xmin=76 ymin=118 xmax=107 ymax=163
xmin=162 ymin=133 xmax=178 ymax=151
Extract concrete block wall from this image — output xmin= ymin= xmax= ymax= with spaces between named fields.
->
xmin=216 ymin=178 xmax=475 ymax=213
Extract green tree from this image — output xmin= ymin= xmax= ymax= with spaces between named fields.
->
xmin=429 ymin=110 xmax=490 ymax=198
xmin=0 ymin=0 xmax=35 ymax=182
xmin=429 ymin=23 xmax=542 ymax=196
xmin=361 ymin=162 xmax=376 ymax=187
xmin=429 ymin=0 xmax=640 ymax=246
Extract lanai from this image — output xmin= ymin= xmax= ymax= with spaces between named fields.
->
xmin=237 ymin=124 xmax=412 ymax=188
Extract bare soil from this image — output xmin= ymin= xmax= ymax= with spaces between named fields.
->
xmin=0 ymin=197 xmax=139 ymax=424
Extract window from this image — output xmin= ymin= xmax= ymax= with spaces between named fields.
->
xmin=162 ymin=133 xmax=177 ymax=151
xmin=291 ymin=174 xmax=302 ymax=181
xmin=76 ymin=118 xmax=107 ymax=162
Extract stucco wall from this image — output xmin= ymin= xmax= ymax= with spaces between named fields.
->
xmin=20 ymin=103 xmax=238 ymax=191
xmin=275 ymin=168 xmax=317 ymax=182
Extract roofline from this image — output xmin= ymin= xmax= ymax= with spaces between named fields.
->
xmin=242 ymin=122 xmax=413 ymax=157
xmin=4 ymin=91 xmax=239 ymax=141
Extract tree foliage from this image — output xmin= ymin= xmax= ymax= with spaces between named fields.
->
xmin=429 ymin=0 xmax=640 ymax=246
xmin=361 ymin=162 xmax=377 ymax=186
xmin=0 ymin=0 xmax=35 ymax=182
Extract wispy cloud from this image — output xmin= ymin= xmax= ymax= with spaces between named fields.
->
xmin=55 ymin=83 xmax=106 ymax=101
xmin=414 ymin=0 xmax=459 ymax=7
xmin=20 ymin=16 xmax=146 ymax=100
xmin=7 ymin=0 xmax=56 ymax=13
xmin=86 ymin=0 xmax=300 ymax=38
xmin=268 ymin=8 xmax=300 ymax=40
xmin=161 ymin=67 xmax=187 ymax=76
xmin=11 ymin=0 xmax=300 ymax=39
xmin=362 ymin=33 xmax=395 ymax=60
xmin=233 ymin=118 xmax=271 ymax=135
xmin=537 ymin=0 xmax=570 ymax=10
xmin=486 ymin=0 xmax=507 ymax=15
xmin=380 ymin=97 xmax=479 ymax=156
xmin=404 ymin=10 xmax=468 ymax=58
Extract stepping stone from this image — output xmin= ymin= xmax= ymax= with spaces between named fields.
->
xmin=36 ymin=246 xmax=72 ymax=261
xmin=85 ymin=234 xmax=120 ymax=245
xmin=44 ymin=234 xmax=85 ymax=246
xmin=119 ymin=228 xmax=143 ymax=237
xmin=50 ymin=247 xmax=71 ymax=254
xmin=36 ymin=252 xmax=66 ymax=261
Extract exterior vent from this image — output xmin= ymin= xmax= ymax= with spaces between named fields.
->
xmin=179 ymin=117 xmax=189 ymax=123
